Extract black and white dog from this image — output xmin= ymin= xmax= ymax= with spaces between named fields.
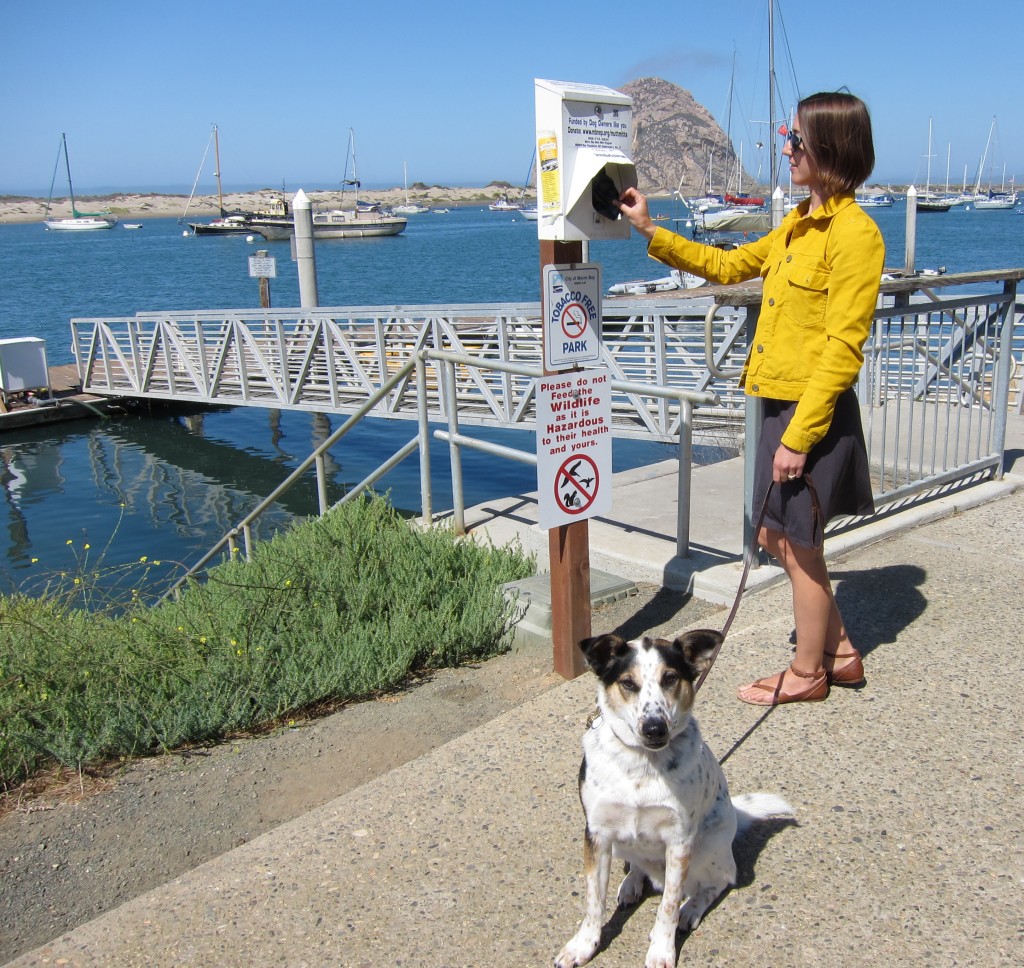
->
xmin=555 ymin=631 xmax=795 ymax=968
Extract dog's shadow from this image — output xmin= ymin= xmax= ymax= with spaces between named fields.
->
xmin=590 ymin=816 xmax=798 ymax=962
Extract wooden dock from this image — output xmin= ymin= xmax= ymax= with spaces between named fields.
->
xmin=0 ymin=363 xmax=123 ymax=432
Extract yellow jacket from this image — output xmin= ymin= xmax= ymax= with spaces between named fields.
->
xmin=648 ymin=193 xmax=884 ymax=452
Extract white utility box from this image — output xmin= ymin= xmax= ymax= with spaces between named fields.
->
xmin=534 ymin=78 xmax=637 ymax=241
xmin=0 ymin=337 xmax=50 ymax=394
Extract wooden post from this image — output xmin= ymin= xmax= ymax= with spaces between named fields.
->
xmin=256 ymin=250 xmax=272 ymax=308
xmin=541 ymin=238 xmax=590 ymax=679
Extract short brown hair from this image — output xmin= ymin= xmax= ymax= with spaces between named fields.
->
xmin=797 ymin=92 xmax=875 ymax=197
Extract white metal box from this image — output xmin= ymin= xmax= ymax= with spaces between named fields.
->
xmin=0 ymin=337 xmax=50 ymax=393
xmin=534 ymin=78 xmax=637 ymax=242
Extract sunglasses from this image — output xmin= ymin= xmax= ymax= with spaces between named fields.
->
xmin=778 ymin=123 xmax=803 ymax=151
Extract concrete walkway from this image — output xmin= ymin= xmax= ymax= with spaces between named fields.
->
xmin=8 ymin=418 xmax=1024 ymax=968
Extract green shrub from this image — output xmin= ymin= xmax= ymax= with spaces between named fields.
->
xmin=0 ymin=495 xmax=534 ymax=790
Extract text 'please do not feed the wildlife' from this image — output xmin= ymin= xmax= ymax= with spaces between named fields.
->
xmin=536 ymin=369 xmax=612 ymax=530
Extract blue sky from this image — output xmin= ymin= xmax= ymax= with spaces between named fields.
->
xmin=3 ymin=0 xmax=1020 ymax=196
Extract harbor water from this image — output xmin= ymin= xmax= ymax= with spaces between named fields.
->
xmin=0 ymin=198 xmax=1020 ymax=598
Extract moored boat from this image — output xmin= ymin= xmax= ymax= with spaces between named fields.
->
xmin=856 ymin=192 xmax=895 ymax=207
xmin=488 ymin=194 xmax=522 ymax=212
xmin=43 ymin=134 xmax=118 ymax=231
xmin=183 ymin=125 xmax=280 ymax=236
xmin=250 ymin=206 xmax=407 ymax=241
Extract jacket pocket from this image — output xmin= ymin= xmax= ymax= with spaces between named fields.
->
xmin=783 ymin=256 xmax=830 ymax=330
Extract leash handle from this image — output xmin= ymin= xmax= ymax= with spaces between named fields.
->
xmin=693 ymin=473 xmax=823 ymax=693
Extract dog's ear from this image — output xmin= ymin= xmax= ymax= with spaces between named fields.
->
xmin=578 ymin=633 xmax=630 ymax=678
xmin=672 ymin=629 xmax=724 ymax=676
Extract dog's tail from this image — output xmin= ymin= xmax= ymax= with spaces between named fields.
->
xmin=732 ymin=792 xmax=795 ymax=836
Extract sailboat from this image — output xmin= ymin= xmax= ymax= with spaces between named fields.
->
xmin=183 ymin=125 xmax=285 ymax=236
xmin=43 ymin=133 xmax=117 ymax=231
xmin=392 ymin=161 xmax=430 ymax=215
xmin=968 ymin=118 xmax=1017 ymax=210
xmin=916 ymin=119 xmax=951 ymax=212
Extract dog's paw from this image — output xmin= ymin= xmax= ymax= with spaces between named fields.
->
xmin=616 ymin=866 xmax=646 ymax=907
xmin=643 ymin=938 xmax=677 ymax=968
xmin=678 ymin=898 xmax=704 ymax=933
xmin=554 ymin=928 xmax=600 ymax=967
xmin=679 ymin=886 xmax=718 ymax=932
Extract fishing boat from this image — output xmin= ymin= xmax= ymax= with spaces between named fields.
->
xmin=488 ymin=194 xmax=523 ymax=212
xmin=248 ymin=129 xmax=407 ymax=241
xmin=43 ymin=134 xmax=118 ymax=231
xmin=856 ymin=192 xmax=895 ymax=207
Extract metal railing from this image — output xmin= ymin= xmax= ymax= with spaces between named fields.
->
xmin=161 ymin=349 xmax=717 ymax=596
xmin=72 ymin=268 xmax=1023 ymax=589
xmin=71 ymin=299 xmax=748 ymax=443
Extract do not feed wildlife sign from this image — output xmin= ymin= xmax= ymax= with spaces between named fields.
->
xmin=536 ymin=368 xmax=612 ymax=530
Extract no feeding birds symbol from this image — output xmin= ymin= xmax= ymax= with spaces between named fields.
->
xmin=556 ymin=454 xmax=599 ymax=515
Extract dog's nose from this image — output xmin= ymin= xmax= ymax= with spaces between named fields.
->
xmin=640 ymin=717 xmax=669 ymax=745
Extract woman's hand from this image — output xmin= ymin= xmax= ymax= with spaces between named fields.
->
xmin=617 ymin=187 xmax=657 ymax=240
xmin=774 ymin=443 xmax=808 ymax=483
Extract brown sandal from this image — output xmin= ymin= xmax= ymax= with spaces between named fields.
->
xmin=825 ymin=648 xmax=866 ymax=687
xmin=737 ymin=663 xmax=829 ymax=706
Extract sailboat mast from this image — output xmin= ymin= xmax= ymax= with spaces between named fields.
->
xmin=768 ymin=0 xmax=777 ymax=196
xmin=61 ymin=133 xmax=78 ymax=217
xmin=213 ymin=124 xmax=225 ymax=216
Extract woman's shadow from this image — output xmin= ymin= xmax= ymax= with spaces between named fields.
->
xmin=789 ymin=562 xmax=928 ymax=663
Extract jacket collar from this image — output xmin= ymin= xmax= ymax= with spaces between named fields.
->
xmin=793 ymin=192 xmax=856 ymax=221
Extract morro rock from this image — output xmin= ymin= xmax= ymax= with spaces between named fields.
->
xmin=623 ymin=77 xmax=748 ymax=197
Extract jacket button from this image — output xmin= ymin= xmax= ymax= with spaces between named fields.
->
xmin=751 ymin=384 xmax=760 ymax=392
xmin=768 ymin=297 xmax=775 ymax=306
xmin=756 ymin=344 xmax=764 ymax=353
xmin=786 ymin=254 xmax=793 ymax=262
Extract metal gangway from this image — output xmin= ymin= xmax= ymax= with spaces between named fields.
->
xmin=70 ymin=268 xmax=1023 ymax=578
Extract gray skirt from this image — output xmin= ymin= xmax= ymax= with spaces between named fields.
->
xmin=752 ymin=388 xmax=874 ymax=548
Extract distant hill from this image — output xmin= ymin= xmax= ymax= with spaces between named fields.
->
xmin=623 ymin=77 xmax=754 ymax=197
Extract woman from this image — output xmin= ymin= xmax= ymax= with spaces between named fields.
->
xmin=618 ymin=91 xmax=885 ymax=705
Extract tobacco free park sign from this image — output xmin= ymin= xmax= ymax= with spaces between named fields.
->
xmin=542 ymin=264 xmax=602 ymax=369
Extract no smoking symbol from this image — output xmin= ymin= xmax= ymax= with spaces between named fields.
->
xmin=560 ymin=302 xmax=588 ymax=339
xmin=556 ymin=454 xmax=599 ymax=515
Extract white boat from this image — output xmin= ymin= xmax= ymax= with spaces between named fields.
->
xmin=965 ymin=118 xmax=1016 ymax=211
xmin=856 ymin=192 xmax=895 ymax=207
xmin=123 ymin=223 xmax=143 ymax=230
xmin=431 ymin=207 xmax=450 ymax=214
xmin=519 ymin=206 xmax=538 ymax=220
xmin=251 ymin=206 xmax=407 ymax=241
xmin=392 ymin=161 xmax=430 ymax=215
xmin=249 ymin=129 xmax=407 ymax=241
xmin=971 ymin=191 xmax=1016 ymax=210
xmin=608 ymin=268 xmax=705 ymax=295
xmin=43 ymin=133 xmax=117 ymax=231
xmin=488 ymin=194 xmax=522 ymax=212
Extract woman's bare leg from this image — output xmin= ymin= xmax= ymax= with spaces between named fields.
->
xmin=736 ymin=526 xmax=855 ymax=701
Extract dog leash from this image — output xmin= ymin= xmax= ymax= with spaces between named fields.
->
xmin=693 ymin=474 xmax=822 ymax=694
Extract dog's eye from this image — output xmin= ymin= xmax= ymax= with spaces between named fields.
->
xmin=618 ymin=678 xmax=640 ymax=693
xmin=661 ymin=673 xmax=680 ymax=688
